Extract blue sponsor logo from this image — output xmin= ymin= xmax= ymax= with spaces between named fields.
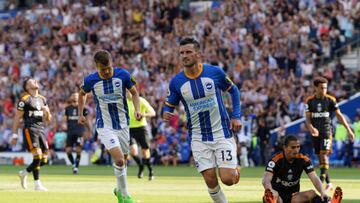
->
xmin=98 ymin=93 xmax=122 ymax=103
xmin=189 ymin=98 xmax=215 ymax=111
xmin=115 ymin=82 xmax=121 ymax=88
xmin=110 ymin=139 xmax=115 ymax=144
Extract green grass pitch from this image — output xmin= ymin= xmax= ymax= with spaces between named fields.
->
xmin=0 ymin=165 xmax=359 ymax=203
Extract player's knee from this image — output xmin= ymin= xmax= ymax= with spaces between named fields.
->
xmin=272 ymin=190 xmax=279 ymax=199
xmin=114 ymin=159 xmax=125 ymax=167
xmin=130 ymin=149 xmax=137 ymax=156
xmin=306 ymin=190 xmax=317 ymax=199
xmin=220 ymin=176 xmax=234 ymax=186
xmin=205 ymin=180 xmax=219 ymax=189
xmin=311 ymin=194 xmax=328 ymax=203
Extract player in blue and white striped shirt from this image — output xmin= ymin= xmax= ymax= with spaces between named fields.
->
xmin=78 ymin=50 xmax=141 ymax=203
xmin=163 ymin=38 xmax=242 ymax=203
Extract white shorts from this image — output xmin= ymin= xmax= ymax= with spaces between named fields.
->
xmin=96 ymin=127 xmax=130 ymax=154
xmin=191 ymin=137 xmax=237 ymax=172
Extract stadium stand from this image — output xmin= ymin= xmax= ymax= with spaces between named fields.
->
xmin=0 ymin=0 xmax=359 ymax=167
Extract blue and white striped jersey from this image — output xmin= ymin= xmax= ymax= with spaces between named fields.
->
xmin=164 ymin=63 xmax=241 ymax=142
xmin=80 ymin=67 xmax=135 ymax=130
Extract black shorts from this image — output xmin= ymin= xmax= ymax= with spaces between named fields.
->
xmin=129 ymin=126 xmax=149 ymax=149
xmin=66 ymin=133 xmax=83 ymax=147
xmin=278 ymin=191 xmax=294 ymax=203
xmin=23 ymin=127 xmax=48 ymax=152
xmin=312 ymin=135 xmax=332 ymax=155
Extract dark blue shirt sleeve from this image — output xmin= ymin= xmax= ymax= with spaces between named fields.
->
xmin=217 ymin=68 xmax=234 ymax=91
xmin=164 ymin=79 xmax=180 ymax=113
xmin=81 ymin=76 xmax=92 ymax=93
xmin=228 ymin=85 xmax=241 ymax=119
xmin=123 ymin=70 xmax=136 ymax=90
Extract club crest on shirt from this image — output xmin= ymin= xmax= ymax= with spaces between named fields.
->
xmin=317 ymin=103 xmax=322 ymax=112
xmin=36 ymin=101 xmax=41 ymax=110
xmin=287 ymin=169 xmax=293 ymax=180
xmin=115 ymin=81 xmax=121 ymax=88
xmin=18 ymin=101 xmax=25 ymax=108
xmin=204 ymin=82 xmax=213 ymax=92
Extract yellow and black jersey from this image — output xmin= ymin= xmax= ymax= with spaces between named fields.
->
xmin=17 ymin=94 xmax=47 ymax=128
xmin=265 ymin=152 xmax=314 ymax=194
xmin=304 ymin=94 xmax=338 ymax=136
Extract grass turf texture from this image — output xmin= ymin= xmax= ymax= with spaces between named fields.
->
xmin=0 ymin=165 xmax=359 ymax=203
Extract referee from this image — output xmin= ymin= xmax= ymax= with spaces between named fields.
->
xmin=127 ymin=91 xmax=156 ymax=180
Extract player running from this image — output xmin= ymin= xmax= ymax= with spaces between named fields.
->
xmin=163 ymin=38 xmax=241 ymax=203
xmin=78 ymin=50 xmax=141 ymax=203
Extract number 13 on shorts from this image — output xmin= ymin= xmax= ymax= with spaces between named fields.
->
xmin=221 ymin=150 xmax=232 ymax=161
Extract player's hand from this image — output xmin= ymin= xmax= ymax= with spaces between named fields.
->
xmin=310 ymin=128 xmax=319 ymax=137
xmin=230 ymin=119 xmax=242 ymax=132
xmin=78 ymin=115 xmax=86 ymax=124
xmin=134 ymin=111 xmax=142 ymax=121
xmin=41 ymin=105 xmax=50 ymax=113
xmin=348 ymin=130 xmax=355 ymax=143
xmin=163 ymin=112 xmax=174 ymax=122
xmin=320 ymin=191 xmax=329 ymax=201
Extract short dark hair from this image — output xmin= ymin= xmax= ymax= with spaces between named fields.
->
xmin=179 ymin=37 xmax=200 ymax=50
xmin=94 ymin=50 xmax=112 ymax=66
xmin=313 ymin=77 xmax=328 ymax=87
xmin=23 ymin=77 xmax=31 ymax=92
xmin=283 ymin=135 xmax=299 ymax=147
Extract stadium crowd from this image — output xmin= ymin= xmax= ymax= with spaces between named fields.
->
xmin=0 ymin=0 xmax=360 ymax=167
